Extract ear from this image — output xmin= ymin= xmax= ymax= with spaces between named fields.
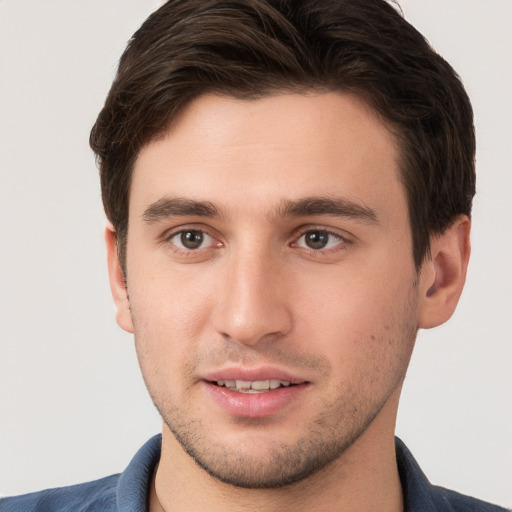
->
xmin=105 ymin=225 xmax=134 ymax=333
xmin=418 ymin=215 xmax=471 ymax=329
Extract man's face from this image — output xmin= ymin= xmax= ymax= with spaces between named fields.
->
xmin=121 ymin=92 xmax=421 ymax=487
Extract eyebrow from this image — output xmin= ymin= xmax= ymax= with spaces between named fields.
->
xmin=142 ymin=195 xmax=378 ymax=225
xmin=142 ymin=197 xmax=218 ymax=223
xmin=278 ymin=197 xmax=378 ymax=224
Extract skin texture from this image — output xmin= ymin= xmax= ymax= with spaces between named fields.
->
xmin=106 ymin=92 xmax=470 ymax=511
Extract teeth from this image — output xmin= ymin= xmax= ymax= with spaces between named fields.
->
xmin=236 ymin=380 xmax=252 ymax=390
xmin=269 ymin=379 xmax=280 ymax=389
xmin=251 ymin=380 xmax=270 ymax=390
xmin=215 ymin=379 xmax=293 ymax=392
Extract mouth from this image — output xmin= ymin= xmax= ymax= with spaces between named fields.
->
xmin=211 ymin=379 xmax=296 ymax=393
xmin=204 ymin=372 xmax=309 ymax=417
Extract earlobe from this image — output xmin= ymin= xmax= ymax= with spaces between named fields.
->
xmin=418 ymin=216 xmax=471 ymax=329
xmin=105 ymin=226 xmax=134 ymax=334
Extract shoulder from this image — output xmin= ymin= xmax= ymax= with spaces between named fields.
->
xmin=0 ymin=474 xmax=120 ymax=512
xmin=395 ymin=437 xmax=510 ymax=512
xmin=432 ymin=485 xmax=511 ymax=512
xmin=0 ymin=435 xmax=161 ymax=512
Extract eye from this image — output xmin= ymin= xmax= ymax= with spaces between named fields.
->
xmin=169 ymin=229 xmax=215 ymax=251
xmin=295 ymin=230 xmax=344 ymax=251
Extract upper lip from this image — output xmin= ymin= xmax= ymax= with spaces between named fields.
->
xmin=203 ymin=366 xmax=308 ymax=384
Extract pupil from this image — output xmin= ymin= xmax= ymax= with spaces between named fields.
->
xmin=306 ymin=231 xmax=328 ymax=249
xmin=181 ymin=230 xmax=203 ymax=249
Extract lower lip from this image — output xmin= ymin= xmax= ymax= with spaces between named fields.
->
xmin=204 ymin=382 xmax=307 ymax=418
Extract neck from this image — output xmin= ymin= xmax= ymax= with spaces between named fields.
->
xmin=150 ymin=392 xmax=404 ymax=512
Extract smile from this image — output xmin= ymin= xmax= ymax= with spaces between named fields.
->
xmin=214 ymin=379 xmax=293 ymax=393
xmin=205 ymin=377 xmax=307 ymax=417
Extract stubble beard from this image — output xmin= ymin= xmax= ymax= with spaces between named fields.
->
xmin=146 ymin=342 xmax=412 ymax=490
xmin=156 ymin=389 xmax=392 ymax=489
xmin=135 ymin=290 xmax=418 ymax=489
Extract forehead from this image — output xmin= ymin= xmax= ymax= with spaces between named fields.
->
xmin=130 ymin=92 xmax=403 ymax=221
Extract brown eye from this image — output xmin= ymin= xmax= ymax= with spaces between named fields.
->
xmin=304 ymin=231 xmax=329 ymax=249
xmin=180 ymin=230 xmax=204 ymax=249
xmin=295 ymin=230 xmax=344 ymax=251
xmin=170 ymin=229 xmax=211 ymax=250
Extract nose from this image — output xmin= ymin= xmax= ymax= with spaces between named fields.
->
xmin=212 ymin=247 xmax=293 ymax=346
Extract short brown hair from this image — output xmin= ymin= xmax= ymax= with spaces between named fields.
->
xmin=90 ymin=0 xmax=475 ymax=271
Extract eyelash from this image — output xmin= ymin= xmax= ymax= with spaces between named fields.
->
xmin=164 ymin=227 xmax=221 ymax=257
xmin=163 ymin=226 xmax=350 ymax=257
xmin=291 ymin=226 xmax=349 ymax=255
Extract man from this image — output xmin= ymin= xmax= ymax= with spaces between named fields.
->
xmin=1 ymin=0 xmax=509 ymax=511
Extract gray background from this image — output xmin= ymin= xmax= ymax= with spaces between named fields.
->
xmin=1 ymin=0 xmax=511 ymax=507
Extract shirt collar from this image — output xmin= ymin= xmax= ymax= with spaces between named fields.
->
xmin=115 ymin=435 xmax=441 ymax=511
xmin=395 ymin=436 xmax=448 ymax=512
xmin=116 ymin=435 xmax=161 ymax=511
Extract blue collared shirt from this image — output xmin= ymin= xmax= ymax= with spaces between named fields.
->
xmin=1 ymin=435 xmax=509 ymax=511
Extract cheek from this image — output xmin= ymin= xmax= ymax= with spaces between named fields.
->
xmin=127 ymin=267 xmax=215 ymax=381
xmin=295 ymin=266 xmax=418 ymax=374
xmin=129 ymin=261 xmax=215 ymax=329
